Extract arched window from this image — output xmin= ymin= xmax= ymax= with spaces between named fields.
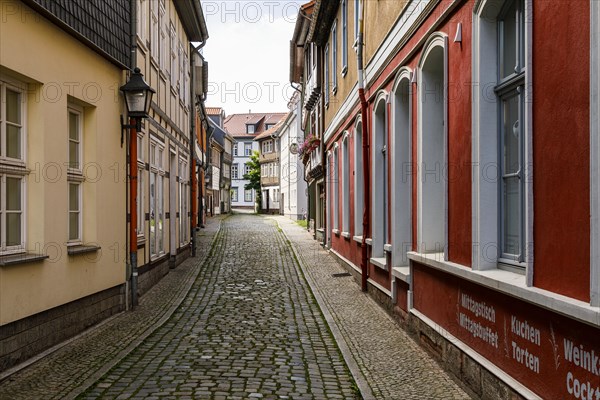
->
xmin=392 ymin=69 xmax=412 ymax=267
xmin=354 ymin=117 xmax=363 ymax=237
xmin=342 ymin=132 xmax=350 ymax=234
xmin=417 ymin=33 xmax=447 ymax=255
xmin=372 ymin=92 xmax=388 ymax=260
xmin=333 ymin=144 xmax=339 ymax=231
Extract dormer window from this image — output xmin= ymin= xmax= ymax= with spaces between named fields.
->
xmin=246 ymin=124 xmax=255 ymax=134
xmin=265 ymin=123 xmax=274 ymax=130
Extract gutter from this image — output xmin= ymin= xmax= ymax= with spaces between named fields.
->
xmin=358 ymin=0 xmax=369 ymax=292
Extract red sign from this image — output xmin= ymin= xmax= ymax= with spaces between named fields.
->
xmin=412 ymin=264 xmax=600 ymax=399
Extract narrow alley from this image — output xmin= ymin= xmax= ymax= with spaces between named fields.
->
xmin=0 ymin=215 xmax=470 ymax=399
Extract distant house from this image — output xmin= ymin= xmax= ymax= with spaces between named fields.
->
xmin=255 ymin=119 xmax=286 ymax=214
xmin=224 ymin=112 xmax=287 ymax=209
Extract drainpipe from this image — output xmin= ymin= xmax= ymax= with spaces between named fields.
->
xmin=128 ymin=0 xmax=138 ymax=308
xmin=358 ymin=0 xmax=369 ymax=292
xmin=190 ymin=38 xmax=207 ymax=252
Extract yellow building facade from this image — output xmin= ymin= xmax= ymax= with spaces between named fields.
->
xmin=0 ymin=0 xmax=128 ymax=371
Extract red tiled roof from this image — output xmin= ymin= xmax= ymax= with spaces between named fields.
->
xmin=206 ymin=107 xmax=224 ymax=116
xmin=254 ymin=114 xmax=289 ymax=141
xmin=223 ymin=112 xmax=287 ymax=138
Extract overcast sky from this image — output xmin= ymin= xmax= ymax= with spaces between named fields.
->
xmin=202 ymin=1 xmax=305 ymax=116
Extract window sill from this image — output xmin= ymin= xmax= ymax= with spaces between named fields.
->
xmin=0 ymin=253 xmax=49 ymax=266
xmin=67 ymin=245 xmax=101 ymax=256
xmin=332 ymin=229 xmax=340 ymax=236
xmin=365 ymin=237 xmax=372 ymax=246
xmin=352 ymin=235 xmax=363 ymax=244
xmin=370 ymin=257 xmax=388 ymax=271
xmin=341 ymin=65 xmax=348 ymax=77
xmin=392 ymin=266 xmax=410 ymax=283
xmin=341 ymin=231 xmax=351 ymax=239
xmin=384 ymin=243 xmax=392 ymax=253
xmin=407 ymin=252 xmax=600 ymax=327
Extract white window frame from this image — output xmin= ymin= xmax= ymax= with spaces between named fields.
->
xmin=246 ymin=124 xmax=255 ymax=134
xmin=472 ymin=0 xmax=533 ymax=280
xmin=391 ymin=68 xmax=413 ymax=267
xmin=416 ymin=33 xmax=448 ymax=258
xmin=244 ymin=143 xmax=252 ymax=156
xmin=159 ymin=5 xmax=167 ymax=72
xmin=150 ymin=0 xmax=159 ymax=61
xmin=233 ymin=143 xmax=238 ymax=156
xmin=179 ymin=157 xmax=189 ymax=245
xmin=342 ymin=132 xmax=350 ymax=234
xmin=232 ymin=187 xmax=239 ymax=202
xmin=333 ymin=144 xmax=339 ymax=231
xmin=341 ymin=0 xmax=348 ymax=76
xmin=244 ymin=163 xmax=251 ymax=176
xmin=331 ymin=21 xmax=338 ymax=94
xmin=371 ymin=92 xmax=388 ymax=260
xmin=67 ymin=103 xmax=84 ymax=245
xmin=68 ymin=182 xmax=82 ymax=244
xmin=353 ymin=117 xmax=363 ymax=237
xmin=137 ymin=0 xmax=148 ymax=43
xmin=0 ymin=79 xmax=26 ymax=255
xmin=325 ymin=44 xmax=330 ymax=106
xmin=244 ymin=189 xmax=253 ymax=202
xmin=67 ymin=105 xmax=83 ymax=173
xmin=137 ymin=134 xmax=145 ymax=238
xmin=232 ymin=163 xmax=238 ymax=179
xmin=149 ymin=138 xmax=166 ymax=258
xmin=170 ymin=22 xmax=177 ymax=84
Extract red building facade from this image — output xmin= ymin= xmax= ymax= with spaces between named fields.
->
xmin=309 ymin=0 xmax=600 ymax=397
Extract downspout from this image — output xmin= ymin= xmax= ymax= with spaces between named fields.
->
xmin=128 ymin=0 xmax=138 ymax=308
xmin=291 ymin=83 xmax=308 ymax=224
xmin=358 ymin=0 xmax=369 ymax=292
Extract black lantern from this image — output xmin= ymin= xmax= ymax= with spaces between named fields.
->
xmin=120 ymin=67 xmax=155 ymax=118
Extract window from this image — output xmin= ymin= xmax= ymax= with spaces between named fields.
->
xmin=417 ymin=35 xmax=447 ymax=255
xmin=68 ymin=107 xmax=82 ymax=170
xmin=233 ymin=143 xmax=238 ymax=156
xmin=149 ymin=140 xmax=165 ymax=258
xmin=244 ymin=163 xmax=251 ymax=176
xmin=1 ymin=176 xmax=23 ymax=253
xmin=472 ymin=0 xmax=530 ymax=272
xmin=232 ymin=163 xmax=238 ymax=179
xmin=232 ymin=187 xmax=238 ymax=202
xmin=331 ymin=21 xmax=338 ymax=93
xmin=170 ymin=23 xmax=177 ymax=84
xmin=137 ymin=0 xmax=148 ymax=43
xmin=324 ymin=44 xmax=330 ymax=105
xmin=262 ymin=140 xmax=273 ymax=154
xmin=341 ymin=0 xmax=348 ymax=74
xmin=179 ymin=159 xmax=189 ymax=245
xmin=246 ymin=124 xmax=255 ymax=134
xmin=342 ymin=133 xmax=350 ymax=233
xmin=67 ymin=104 xmax=83 ymax=244
xmin=354 ymin=0 xmax=360 ymax=44
xmin=333 ymin=145 xmax=339 ymax=231
xmin=372 ymin=95 xmax=388 ymax=259
xmin=353 ymin=119 xmax=363 ymax=237
xmin=498 ymin=0 xmax=525 ymax=265
xmin=265 ymin=123 xmax=274 ymax=130
xmin=244 ymin=143 xmax=252 ymax=156
xmin=137 ymin=134 xmax=145 ymax=237
xmin=244 ymin=189 xmax=253 ymax=202
xmin=68 ymin=183 xmax=81 ymax=242
xmin=391 ymin=71 xmax=412 ymax=267
xmin=159 ymin=6 xmax=166 ymax=71
xmin=150 ymin=0 xmax=159 ymax=60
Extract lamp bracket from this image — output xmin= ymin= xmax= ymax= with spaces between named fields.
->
xmin=120 ymin=115 xmax=143 ymax=147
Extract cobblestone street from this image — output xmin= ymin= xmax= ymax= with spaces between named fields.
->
xmin=0 ymin=214 xmax=472 ymax=399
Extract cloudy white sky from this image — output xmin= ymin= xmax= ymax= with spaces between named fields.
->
xmin=202 ymin=1 xmax=305 ymax=115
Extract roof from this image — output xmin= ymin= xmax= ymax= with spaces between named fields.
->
xmin=223 ymin=112 xmax=287 ymax=138
xmin=290 ymin=1 xmax=316 ymax=83
xmin=208 ymin=118 xmax=226 ymax=148
xmin=172 ymin=0 xmax=209 ymax=42
xmin=206 ymin=107 xmax=224 ymax=116
xmin=254 ymin=114 xmax=290 ymax=141
xmin=308 ymin=0 xmax=339 ymax=47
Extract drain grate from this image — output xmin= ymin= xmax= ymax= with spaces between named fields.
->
xmin=331 ymin=272 xmax=352 ymax=278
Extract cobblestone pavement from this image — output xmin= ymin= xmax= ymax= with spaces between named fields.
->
xmin=272 ymin=216 xmax=472 ymax=400
xmin=0 ymin=216 xmax=222 ymax=400
xmin=77 ymin=214 xmax=359 ymax=399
